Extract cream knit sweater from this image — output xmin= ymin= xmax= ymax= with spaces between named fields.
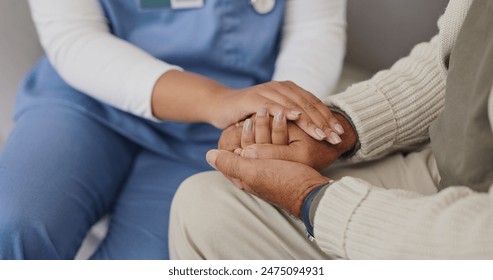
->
xmin=318 ymin=0 xmax=493 ymax=259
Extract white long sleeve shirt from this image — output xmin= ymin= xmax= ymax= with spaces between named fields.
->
xmin=318 ymin=0 xmax=493 ymax=259
xmin=28 ymin=0 xmax=346 ymax=120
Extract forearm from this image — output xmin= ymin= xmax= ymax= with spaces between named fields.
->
xmin=315 ymin=177 xmax=493 ymax=259
xmin=151 ymin=70 xmax=230 ymax=126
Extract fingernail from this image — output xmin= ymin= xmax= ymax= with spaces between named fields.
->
xmin=334 ymin=123 xmax=345 ymax=134
xmin=329 ymin=132 xmax=342 ymax=144
xmin=241 ymin=148 xmax=257 ymax=159
xmin=206 ymin=150 xmax=218 ymax=168
xmin=315 ymin=128 xmax=327 ymax=140
xmin=274 ymin=111 xmax=283 ymax=122
xmin=290 ymin=110 xmax=302 ymax=117
xmin=243 ymin=118 xmax=253 ymax=134
xmin=234 ymin=148 xmax=242 ymax=155
xmin=257 ymin=107 xmax=267 ymax=117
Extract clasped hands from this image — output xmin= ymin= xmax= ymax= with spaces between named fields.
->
xmin=206 ymin=102 xmax=357 ymax=218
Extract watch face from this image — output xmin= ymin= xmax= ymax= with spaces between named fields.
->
xmin=251 ymin=0 xmax=276 ymax=14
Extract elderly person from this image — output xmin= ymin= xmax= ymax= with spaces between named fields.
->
xmin=169 ymin=0 xmax=493 ymax=259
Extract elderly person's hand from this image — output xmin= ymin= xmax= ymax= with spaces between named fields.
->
xmin=218 ymin=109 xmax=357 ymax=171
xmin=206 ymin=149 xmax=331 ymax=218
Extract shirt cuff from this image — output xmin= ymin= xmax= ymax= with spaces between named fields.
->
xmin=324 ymin=82 xmax=397 ymax=161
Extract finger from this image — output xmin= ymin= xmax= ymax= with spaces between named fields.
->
xmin=206 ymin=149 xmax=257 ymax=181
xmin=293 ymin=107 xmax=342 ymax=144
xmin=241 ymin=118 xmax=255 ymax=148
xmin=271 ymin=111 xmax=288 ymax=145
xmin=207 ymin=149 xmax=283 ymax=197
xmin=255 ymin=107 xmax=271 ymax=144
xmin=261 ymin=82 xmax=331 ymax=142
xmin=241 ymin=144 xmax=292 ymax=161
xmin=245 ymin=87 xmax=302 ymax=120
xmin=218 ymin=124 xmax=242 ymax=151
xmin=293 ymin=117 xmax=327 ymax=141
xmin=268 ymin=81 xmax=344 ymax=142
xmin=284 ymin=82 xmax=345 ymax=136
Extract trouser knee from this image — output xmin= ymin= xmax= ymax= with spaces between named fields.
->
xmin=0 ymin=200 xmax=64 ymax=259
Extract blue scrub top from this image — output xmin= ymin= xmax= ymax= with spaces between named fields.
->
xmin=16 ymin=0 xmax=285 ymax=163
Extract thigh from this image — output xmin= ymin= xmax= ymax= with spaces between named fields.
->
xmin=169 ymin=147 xmax=440 ymax=260
xmin=0 ymin=106 xmax=138 ymax=259
xmin=169 ymin=171 xmax=329 ymax=260
xmin=91 ymin=149 xmax=210 ymax=260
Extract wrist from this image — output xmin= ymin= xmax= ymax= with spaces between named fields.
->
xmin=206 ymin=87 xmax=236 ymax=128
xmin=301 ymin=179 xmax=335 ymax=239
xmin=151 ymin=70 xmax=231 ymax=124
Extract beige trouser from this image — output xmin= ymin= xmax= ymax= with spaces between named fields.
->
xmin=169 ymin=146 xmax=441 ymax=259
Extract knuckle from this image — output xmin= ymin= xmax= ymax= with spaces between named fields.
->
xmin=282 ymin=80 xmax=296 ymax=87
xmin=256 ymin=84 xmax=268 ymax=90
xmin=272 ymin=126 xmax=286 ymax=133
xmin=319 ymin=122 xmax=330 ymax=131
xmin=322 ymin=112 xmax=336 ymax=122
xmin=304 ymin=120 xmax=315 ymax=128
xmin=263 ymin=81 xmax=280 ymax=92
xmin=313 ymin=99 xmax=324 ymax=106
xmin=303 ymin=102 xmax=317 ymax=112
xmin=285 ymin=101 xmax=298 ymax=109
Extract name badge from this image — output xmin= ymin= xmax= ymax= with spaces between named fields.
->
xmin=170 ymin=0 xmax=204 ymax=9
xmin=139 ymin=0 xmax=204 ymax=10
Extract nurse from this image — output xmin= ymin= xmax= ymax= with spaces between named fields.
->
xmin=0 ymin=0 xmax=346 ymax=259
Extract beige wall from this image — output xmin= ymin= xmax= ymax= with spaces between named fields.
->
xmin=346 ymin=0 xmax=449 ymax=72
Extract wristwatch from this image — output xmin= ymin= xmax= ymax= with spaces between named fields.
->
xmin=301 ymin=180 xmax=335 ymax=241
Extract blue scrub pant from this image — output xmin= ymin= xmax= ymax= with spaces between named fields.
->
xmin=0 ymin=105 xmax=210 ymax=259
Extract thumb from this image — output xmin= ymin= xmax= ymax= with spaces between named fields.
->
xmin=206 ymin=149 xmax=220 ymax=169
xmin=241 ymin=144 xmax=293 ymax=161
xmin=206 ymin=149 xmax=251 ymax=180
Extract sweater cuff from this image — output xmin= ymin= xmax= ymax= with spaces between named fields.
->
xmin=313 ymin=177 xmax=370 ymax=259
xmin=325 ymin=82 xmax=397 ymax=161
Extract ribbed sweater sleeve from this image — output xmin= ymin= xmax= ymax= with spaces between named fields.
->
xmin=325 ymin=0 xmax=474 ymax=162
xmin=325 ymin=35 xmax=446 ymax=161
xmin=314 ymin=177 xmax=493 ymax=259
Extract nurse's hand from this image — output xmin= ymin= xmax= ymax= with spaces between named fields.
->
xmin=211 ymin=81 xmax=345 ymax=145
xmin=218 ymin=111 xmax=357 ymax=171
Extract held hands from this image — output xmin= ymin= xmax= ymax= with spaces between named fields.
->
xmin=210 ymin=108 xmax=356 ymax=217
xmin=206 ymin=149 xmax=331 ymax=218
xmin=152 ymin=71 xmax=343 ymax=144
xmin=211 ymin=81 xmax=345 ymax=145
xmin=218 ymin=110 xmax=357 ymax=171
